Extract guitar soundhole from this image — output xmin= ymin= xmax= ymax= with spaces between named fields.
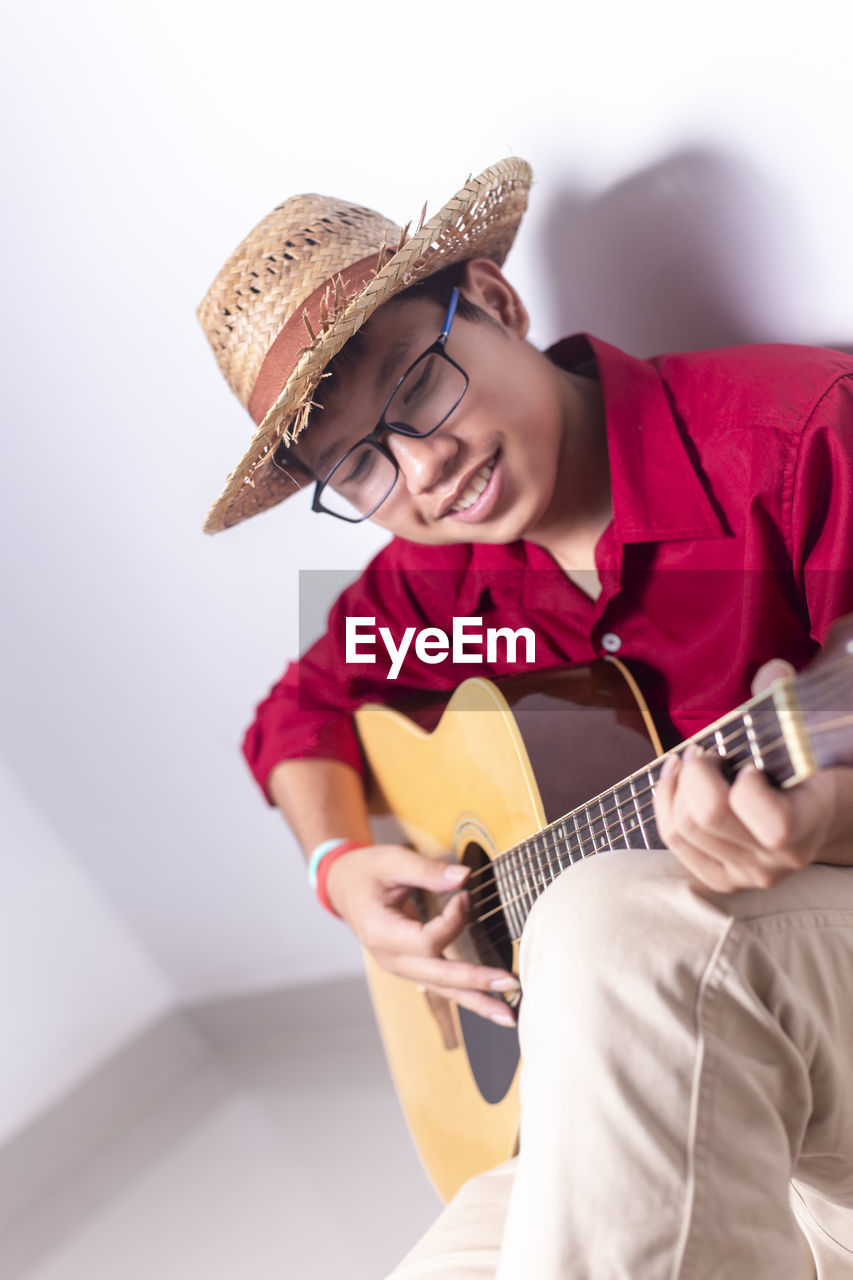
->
xmin=462 ymin=841 xmax=513 ymax=973
xmin=458 ymin=841 xmax=519 ymax=1106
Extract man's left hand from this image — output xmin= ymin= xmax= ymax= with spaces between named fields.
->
xmin=653 ymin=659 xmax=853 ymax=893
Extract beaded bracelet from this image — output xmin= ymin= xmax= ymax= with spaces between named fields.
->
xmin=306 ymin=838 xmax=366 ymax=917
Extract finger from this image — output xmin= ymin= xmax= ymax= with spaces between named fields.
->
xmin=362 ymin=901 xmax=453 ymax=954
xmin=419 ymin=982 xmax=518 ymax=1027
xmin=751 ymin=658 xmax=796 ymax=697
xmin=375 ymin=845 xmax=470 ymax=896
xmin=728 ymin=765 xmax=802 ymax=860
xmin=655 ymin=754 xmax=751 ymax=889
xmin=665 ymin=835 xmax=744 ymax=892
xmin=381 ymin=947 xmax=520 ymax=996
xmin=362 ymin=882 xmax=471 ymax=956
xmin=668 ymin=833 xmax=776 ymax=892
xmin=421 ymin=888 xmax=471 ymax=950
xmin=670 ymin=748 xmax=757 ymax=850
xmin=654 ymin=750 xmax=731 ymax=843
xmin=653 ymin=752 xmax=680 ymax=844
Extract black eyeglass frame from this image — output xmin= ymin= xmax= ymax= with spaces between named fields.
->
xmin=310 ymin=287 xmax=469 ymax=523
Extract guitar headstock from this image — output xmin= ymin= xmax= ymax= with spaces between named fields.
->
xmin=793 ymin=614 xmax=853 ymax=771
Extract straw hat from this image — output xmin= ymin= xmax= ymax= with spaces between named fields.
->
xmin=198 ymin=157 xmax=533 ymax=533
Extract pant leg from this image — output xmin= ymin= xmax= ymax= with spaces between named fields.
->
xmin=498 ymin=850 xmax=853 ymax=1280
xmin=385 ymin=850 xmax=853 ymax=1279
xmin=382 ymin=1159 xmax=514 ymax=1280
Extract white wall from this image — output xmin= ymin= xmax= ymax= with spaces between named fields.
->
xmin=1 ymin=0 xmax=852 ymax=1047
xmin=0 ymin=758 xmax=173 ymax=1144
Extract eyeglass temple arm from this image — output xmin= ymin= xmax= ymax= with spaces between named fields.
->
xmin=438 ymin=287 xmax=460 ymax=344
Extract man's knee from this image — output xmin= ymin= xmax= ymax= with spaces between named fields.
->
xmin=519 ymin=850 xmax=688 ymax=975
xmin=515 ymin=848 xmax=734 ymax=1040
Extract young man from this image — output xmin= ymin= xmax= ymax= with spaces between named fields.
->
xmin=199 ymin=158 xmax=853 ymax=1277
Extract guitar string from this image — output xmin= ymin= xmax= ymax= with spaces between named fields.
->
xmin=459 ymin=666 xmax=851 ymax=896
xmin=465 ymin=730 xmax=775 ymax=917
xmin=465 ymin=704 xmax=853 ymax=923
xmin=463 ymin=734 xmax=766 ymax=925
xmin=462 ymin=712 xmax=779 ymax=903
xmin=467 ymin=724 xmax=792 ymax=923
xmin=410 ymin=665 xmax=849 ymax=938
xmin=469 ymin=709 xmax=853 ymax=934
xmin=461 ymin=679 xmax=853 ymax=944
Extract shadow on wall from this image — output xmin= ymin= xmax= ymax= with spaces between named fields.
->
xmin=534 ymin=146 xmax=852 ymax=358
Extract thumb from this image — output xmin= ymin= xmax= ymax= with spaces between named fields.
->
xmin=751 ymin=658 xmax=796 ymax=696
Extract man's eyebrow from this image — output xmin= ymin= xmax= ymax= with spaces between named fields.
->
xmin=375 ymin=336 xmax=416 ymax=395
xmin=307 ymin=335 xmax=418 ymax=477
xmin=312 ymin=438 xmax=349 ymax=477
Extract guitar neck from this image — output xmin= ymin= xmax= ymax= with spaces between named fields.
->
xmin=491 ymin=678 xmax=814 ymax=942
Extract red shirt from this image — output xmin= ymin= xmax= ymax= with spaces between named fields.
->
xmin=243 ymin=336 xmax=853 ymax=802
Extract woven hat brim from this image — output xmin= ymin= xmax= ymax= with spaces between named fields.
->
xmin=203 ymin=157 xmax=532 ymax=533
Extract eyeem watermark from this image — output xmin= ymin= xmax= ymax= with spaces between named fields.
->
xmin=345 ymin=616 xmax=536 ymax=680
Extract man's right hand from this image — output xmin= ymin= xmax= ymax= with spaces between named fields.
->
xmin=326 ymin=843 xmax=519 ymax=1026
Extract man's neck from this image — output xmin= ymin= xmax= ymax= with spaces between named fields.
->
xmin=526 ymin=368 xmax=612 ymax=600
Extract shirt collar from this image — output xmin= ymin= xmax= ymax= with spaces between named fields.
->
xmin=547 ymin=334 xmax=726 ymax=545
xmin=456 ymin=333 xmax=727 ymax=614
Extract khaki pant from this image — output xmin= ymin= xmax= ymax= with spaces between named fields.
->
xmin=386 ymin=850 xmax=853 ymax=1279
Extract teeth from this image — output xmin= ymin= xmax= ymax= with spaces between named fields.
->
xmin=450 ymin=457 xmax=497 ymax=513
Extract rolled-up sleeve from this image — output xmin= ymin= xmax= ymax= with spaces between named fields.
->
xmin=241 ymin=541 xmax=476 ymax=802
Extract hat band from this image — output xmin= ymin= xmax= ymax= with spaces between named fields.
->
xmin=247 ymin=252 xmax=385 ymax=427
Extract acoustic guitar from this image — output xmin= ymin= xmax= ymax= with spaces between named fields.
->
xmin=354 ymin=621 xmax=853 ymax=1203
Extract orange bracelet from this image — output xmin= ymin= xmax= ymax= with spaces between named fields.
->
xmin=314 ymin=840 xmax=366 ymax=917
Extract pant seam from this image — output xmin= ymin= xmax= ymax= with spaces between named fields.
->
xmin=670 ymin=916 xmax=738 ymax=1280
xmin=790 ymin=1183 xmax=853 ymax=1256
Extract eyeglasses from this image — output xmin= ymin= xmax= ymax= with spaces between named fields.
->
xmin=309 ymin=288 xmax=469 ymax=522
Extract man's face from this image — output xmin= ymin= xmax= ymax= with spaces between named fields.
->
xmin=291 ymin=261 xmax=587 ymax=547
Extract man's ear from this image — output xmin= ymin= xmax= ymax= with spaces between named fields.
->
xmin=457 ymin=257 xmax=530 ymax=339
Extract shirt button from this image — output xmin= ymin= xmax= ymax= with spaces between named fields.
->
xmin=601 ymin=632 xmax=622 ymax=653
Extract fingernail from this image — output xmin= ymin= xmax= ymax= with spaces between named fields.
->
xmin=764 ymin=659 xmax=795 ymax=683
xmin=492 ymin=1010 xmax=517 ymax=1027
xmin=490 ymin=976 xmax=521 ymax=992
xmin=443 ymin=864 xmax=469 ymax=884
xmin=660 ymin=753 xmax=680 ymax=778
xmin=683 ymin=744 xmax=703 ymax=762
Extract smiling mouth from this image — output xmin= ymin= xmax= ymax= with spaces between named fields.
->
xmin=446 ymin=453 xmax=499 ymax=515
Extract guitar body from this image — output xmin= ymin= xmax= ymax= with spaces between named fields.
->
xmin=355 ymin=661 xmax=662 ymax=1201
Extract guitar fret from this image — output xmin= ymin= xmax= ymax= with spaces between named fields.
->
xmin=515 ymin=844 xmax=535 ymax=922
xmin=584 ymin=803 xmax=596 ymax=855
xmin=588 ymin=801 xmax=608 ymax=855
xmin=743 ymin=712 xmax=764 ymax=770
xmin=628 ymin=775 xmax=650 ymax=848
xmin=534 ymin=832 xmax=550 ymax=890
xmin=571 ymin=811 xmax=584 ymax=861
xmin=480 ymin=667 xmax=848 ymax=950
xmin=580 ymin=807 xmax=595 ymax=858
xmin=554 ymin=822 xmax=569 ymax=872
xmin=595 ymin=796 xmax=613 ymax=853
xmin=612 ymin=785 xmax=630 ymax=848
xmin=644 ymin=769 xmax=662 ymax=847
xmin=546 ymin=832 xmax=560 ymax=882
xmin=503 ymin=847 xmax=526 ymax=939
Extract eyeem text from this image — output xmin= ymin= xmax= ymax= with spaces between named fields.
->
xmin=345 ymin=616 xmax=536 ymax=680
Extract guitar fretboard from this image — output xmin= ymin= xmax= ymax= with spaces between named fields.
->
xmin=489 ymin=688 xmax=797 ymax=942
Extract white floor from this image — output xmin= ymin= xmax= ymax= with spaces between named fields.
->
xmin=0 ymin=981 xmax=442 ymax=1280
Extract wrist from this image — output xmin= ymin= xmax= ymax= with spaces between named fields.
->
xmin=307 ymin=838 xmax=367 ymax=917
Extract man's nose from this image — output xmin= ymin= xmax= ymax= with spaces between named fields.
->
xmin=387 ymin=430 xmax=460 ymax=495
